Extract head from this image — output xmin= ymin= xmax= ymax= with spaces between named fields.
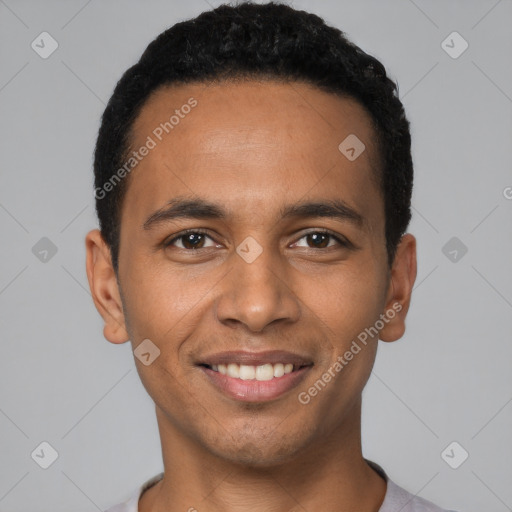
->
xmin=86 ymin=2 xmax=416 ymax=467
xmin=93 ymin=1 xmax=413 ymax=274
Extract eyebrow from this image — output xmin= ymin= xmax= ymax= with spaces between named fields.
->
xmin=142 ymin=196 xmax=366 ymax=231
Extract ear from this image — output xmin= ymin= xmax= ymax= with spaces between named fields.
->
xmin=85 ymin=229 xmax=129 ymax=344
xmin=379 ymin=233 xmax=417 ymax=342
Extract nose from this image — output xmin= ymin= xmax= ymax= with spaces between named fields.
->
xmin=214 ymin=245 xmax=301 ymax=333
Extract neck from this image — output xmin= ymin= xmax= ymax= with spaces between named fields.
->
xmin=140 ymin=400 xmax=386 ymax=512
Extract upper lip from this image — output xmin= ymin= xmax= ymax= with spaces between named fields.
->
xmin=198 ymin=350 xmax=314 ymax=367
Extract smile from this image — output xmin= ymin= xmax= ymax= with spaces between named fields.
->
xmin=205 ymin=362 xmax=305 ymax=380
xmin=199 ymin=363 xmax=313 ymax=402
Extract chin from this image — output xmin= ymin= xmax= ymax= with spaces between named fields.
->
xmin=204 ymin=424 xmax=314 ymax=468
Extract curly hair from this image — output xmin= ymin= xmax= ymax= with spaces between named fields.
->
xmin=93 ymin=1 xmax=413 ymax=273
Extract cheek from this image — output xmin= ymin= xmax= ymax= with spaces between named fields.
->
xmin=119 ymin=264 xmax=212 ymax=417
xmin=298 ymin=267 xmax=385 ymax=429
xmin=306 ymin=260 xmax=387 ymax=345
xmin=120 ymin=259 xmax=222 ymax=348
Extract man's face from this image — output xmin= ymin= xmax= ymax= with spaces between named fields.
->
xmin=95 ymin=80 xmax=404 ymax=465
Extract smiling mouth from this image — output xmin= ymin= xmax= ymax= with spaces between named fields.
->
xmin=199 ymin=362 xmax=312 ymax=381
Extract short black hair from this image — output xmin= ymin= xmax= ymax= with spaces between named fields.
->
xmin=93 ymin=1 xmax=413 ymax=274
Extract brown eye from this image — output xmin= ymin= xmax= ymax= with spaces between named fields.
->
xmin=306 ymin=232 xmax=330 ymax=249
xmin=165 ymin=230 xmax=217 ymax=250
xmin=294 ymin=230 xmax=348 ymax=250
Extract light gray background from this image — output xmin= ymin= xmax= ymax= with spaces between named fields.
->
xmin=1 ymin=0 xmax=511 ymax=511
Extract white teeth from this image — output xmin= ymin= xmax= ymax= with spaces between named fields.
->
xmin=239 ymin=365 xmax=256 ymax=380
xmin=255 ymin=364 xmax=274 ymax=381
xmin=227 ymin=363 xmax=240 ymax=378
xmin=273 ymin=363 xmax=284 ymax=378
xmin=209 ymin=362 xmax=303 ymax=380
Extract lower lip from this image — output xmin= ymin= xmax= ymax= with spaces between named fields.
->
xmin=200 ymin=366 xmax=312 ymax=402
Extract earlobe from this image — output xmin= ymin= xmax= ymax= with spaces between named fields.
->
xmin=379 ymin=233 xmax=417 ymax=343
xmin=85 ymin=229 xmax=130 ymax=344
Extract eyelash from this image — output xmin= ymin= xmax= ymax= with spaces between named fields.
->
xmin=163 ymin=228 xmax=350 ymax=251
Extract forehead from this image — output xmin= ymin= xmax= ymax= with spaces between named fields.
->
xmin=123 ymin=80 xmax=382 ymax=229
xmin=132 ymin=79 xmax=380 ymax=162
